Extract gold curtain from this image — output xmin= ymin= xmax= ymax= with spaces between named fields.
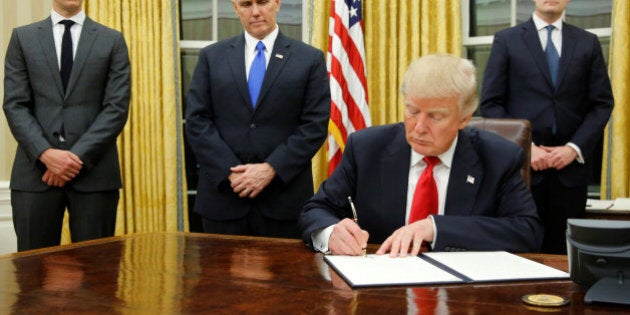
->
xmin=306 ymin=0 xmax=330 ymax=191
xmin=62 ymin=0 xmax=187 ymax=244
xmin=601 ymin=0 xmax=630 ymax=199
xmin=308 ymin=0 xmax=462 ymax=189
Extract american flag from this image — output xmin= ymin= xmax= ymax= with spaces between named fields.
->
xmin=327 ymin=0 xmax=370 ymax=176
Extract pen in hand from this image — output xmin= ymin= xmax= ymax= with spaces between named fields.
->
xmin=347 ymin=196 xmax=367 ymax=257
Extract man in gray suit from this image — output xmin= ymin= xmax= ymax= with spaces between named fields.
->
xmin=3 ymin=0 xmax=131 ymax=251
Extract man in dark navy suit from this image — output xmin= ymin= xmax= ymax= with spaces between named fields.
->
xmin=480 ymin=0 xmax=613 ymax=253
xmin=185 ymin=0 xmax=330 ymax=238
xmin=299 ymin=54 xmax=542 ymax=256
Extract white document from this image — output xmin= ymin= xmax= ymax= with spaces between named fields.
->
xmin=325 ymin=251 xmax=569 ymax=288
xmin=586 ymin=198 xmax=614 ymax=211
xmin=324 ymin=255 xmax=461 ymax=287
xmin=610 ymin=198 xmax=630 ymax=211
xmin=423 ymin=251 xmax=569 ymax=282
xmin=586 ymin=198 xmax=630 ymax=212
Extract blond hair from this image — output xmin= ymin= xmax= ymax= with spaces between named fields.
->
xmin=401 ymin=53 xmax=478 ymax=117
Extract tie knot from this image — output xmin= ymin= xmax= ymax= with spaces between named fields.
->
xmin=60 ymin=20 xmax=75 ymax=30
xmin=545 ymin=25 xmax=555 ymax=34
xmin=423 ymin=156 xmax=440 ymax=168
xmin=255 ymin=41 xmax=265 ymax=53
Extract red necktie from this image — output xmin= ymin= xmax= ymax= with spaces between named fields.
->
xmin=408 ymin=156 xmax=440 ymax=224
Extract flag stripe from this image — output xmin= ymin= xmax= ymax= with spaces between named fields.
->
xmin=328 ymin=100 xmax=348 ymax=145
xmin=332 ymin=12 xmax=366 ymax=99
xmin=331 ymin=12 xmax=367 ymax=92
xmin=330 ymin=56 xmax=367 ymax=131
xmin=327 ymin=0 xmax=370 ymax=175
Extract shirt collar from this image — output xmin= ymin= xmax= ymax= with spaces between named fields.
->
xmin=410 ymin=134 xmax=458 ymax=169
xmin=532 ymin=12 xmax=563 ymax=32
xmin=51 ymin=9 xmax=86 ymax=26
xmin=244 ymin=25 xmax=279 ymax=54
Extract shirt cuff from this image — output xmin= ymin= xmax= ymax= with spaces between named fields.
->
xmin=429 ymin=215 xmax=437 ymax=249
xmin=566 ymin=142 xmax=585 ymax=164
xmin=311 ymin=225 xmax=335 ymax=254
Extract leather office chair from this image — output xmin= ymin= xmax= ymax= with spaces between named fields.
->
xmin=467 ymin=117 xmax=532 ymax=188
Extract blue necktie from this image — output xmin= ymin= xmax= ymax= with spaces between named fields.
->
xmin=248 ymin=41 xmax=266 ymax=107
xmin=545 ymin=25 xmax=560 ymax=87
xmin=545 ymin=25 xmax=560 ymax=134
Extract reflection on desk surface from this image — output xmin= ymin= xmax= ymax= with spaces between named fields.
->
xmin=0 ymin=232 xmax=628 ymax=314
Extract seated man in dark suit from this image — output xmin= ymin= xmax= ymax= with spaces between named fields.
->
xmin=299 ymin=53 xmax=543 ymax=256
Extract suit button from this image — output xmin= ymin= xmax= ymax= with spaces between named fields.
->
xmin=250 ymin=123 xmax=256 ymax=129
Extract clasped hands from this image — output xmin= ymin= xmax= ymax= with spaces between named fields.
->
xmin=328 ymin=218 xmax=434 ymax=257
xmin=39 ymin=148 xmax=83 ymax=187
xmin=531 ymin=144 xmax=578 ymax=171
xmin=229 ymin=162 xmax=276 ymax=198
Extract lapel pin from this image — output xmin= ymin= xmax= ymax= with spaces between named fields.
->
xmin=275 ymin=54 xmax=284 ymax=59
xmin=466 ymin=175 xmax=475 ymax=184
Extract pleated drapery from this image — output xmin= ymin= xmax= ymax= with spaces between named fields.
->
xmin=62 ymin=0 xmax=187 ymax=244
xmin=308 ymin=1 xmax=462 ymax=189
xmin=601 ymin=0 xmax=630 ymax=199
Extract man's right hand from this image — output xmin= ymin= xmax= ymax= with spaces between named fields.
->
xmin=530 ymin=144 xmax=551 ymax=171
xmin=42 ymin=170 xmax=67 ymax=187
xmin=39 ymin=148 xmax=83 ymax=182
xmin=328 ymin=218 xmax=369 ymax=256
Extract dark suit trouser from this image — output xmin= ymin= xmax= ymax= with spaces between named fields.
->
xmin=202 ymin=207 xmax=299 ymax=239
xmin=12 ymin=188 xmax=119 ymax=251
xmin=532 ymin=171 xmax=587 ymax=254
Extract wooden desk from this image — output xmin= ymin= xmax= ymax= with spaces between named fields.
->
xmin=0 ymin=232 xmax=627 ymax=314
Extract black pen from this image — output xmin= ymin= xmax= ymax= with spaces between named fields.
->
xmin=347 ymin=196 xmax=367 ymax=257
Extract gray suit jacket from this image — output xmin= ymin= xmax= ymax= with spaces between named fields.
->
xmin=3 ymin=16 xmax=130 ymax=192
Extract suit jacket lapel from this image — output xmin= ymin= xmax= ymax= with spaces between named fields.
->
xmin=256 ymin=32 xmax=290 ymax=110
xmin=227 ymin=35 xmax=252 ymax=109
xmin=522 ymin=19 xmax=554 ymax=88
xmin=37 ymin=18 xmax=65 ymax=99
xmin=65 ymin=17 xmax=98 ymax=99
xmin=381 ymin=124 xmax=412 ymax=226
xmin=556 ymin=22 xmax=576 ymax=89
xmin=444 ymin=130 xmax=483 ymax=215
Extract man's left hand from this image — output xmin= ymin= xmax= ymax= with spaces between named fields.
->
xmin=540 ymin=145 xmax=577 ymax=170
xmin=229 ymin=162 xmax=276 ymax=198
xmin=376 ymin=218 xmax=434 ymax=257
xmin=42 ymin=169 xmax=68 ymax=187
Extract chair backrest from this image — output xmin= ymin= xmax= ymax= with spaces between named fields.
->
xmin=467 ymin=117 xmax=532 ymax=188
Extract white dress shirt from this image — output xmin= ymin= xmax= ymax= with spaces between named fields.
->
xmin=51 ymin=9 xmax=86 ymax=69
xmin=533 ymin=13 xmax=563 ymax=56
xmin=243 ymin=25 xmax=279 ymax=78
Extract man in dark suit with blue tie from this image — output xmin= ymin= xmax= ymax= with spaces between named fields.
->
xmin=3 ymin=0 xmax=131 ymax=251
xmin=480 ymin=0 xmax=613 ymax=254
xmin=299 ymin=54 xmax=542 ymax=256
xmin=185 ymin=0 xmax=330 ymax=238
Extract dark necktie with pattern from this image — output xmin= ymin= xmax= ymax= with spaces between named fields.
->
xmin=59 ymin=19 xmax=75 ymax=93
xmin=545 ymin=25 xmax=560 ymax=134
xmin=545 ymin=25 xmax=560 ymax=87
